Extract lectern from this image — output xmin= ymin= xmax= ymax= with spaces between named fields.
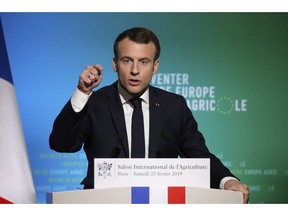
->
xmin=47 ymin=158 xmax=243 ymax=204
xmin=46 ymin=186 xmax=243 ymax=204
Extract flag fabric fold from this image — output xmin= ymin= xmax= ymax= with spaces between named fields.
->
xmin=0 ymin=16 xmax=36 ymax=204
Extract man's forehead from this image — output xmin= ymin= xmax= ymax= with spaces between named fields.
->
xmin=117 ymin=38 xmax=156 ymax=55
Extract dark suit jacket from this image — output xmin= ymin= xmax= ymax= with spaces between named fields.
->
xmin=49 ymin=82 xmax=236 ymax=189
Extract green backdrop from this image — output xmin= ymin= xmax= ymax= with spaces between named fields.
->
xmin=1 ymin=12 xmax=288 ymax=203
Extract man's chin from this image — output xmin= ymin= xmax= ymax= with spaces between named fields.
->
xmin=127 ymin=86 xmax=146 ymax=97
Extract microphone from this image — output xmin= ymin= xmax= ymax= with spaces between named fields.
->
xmin=111 ymin=130 xmax=126 ymax=158
xmin=162 ymin=131 xmax=186 ymax=158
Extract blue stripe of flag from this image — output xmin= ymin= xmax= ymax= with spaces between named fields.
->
xmin=46 ymin=193 xmax=53 ymax=204
xmin=0 ymin=16 xmax=13 ymax=85
xmin=131 ymin=187 xmax=149 ymax=204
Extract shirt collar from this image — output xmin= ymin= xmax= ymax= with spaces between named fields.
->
xmin=117 ymin=81 xmax=149 ymax=105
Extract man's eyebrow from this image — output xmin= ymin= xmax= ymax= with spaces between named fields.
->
xmin=139 ymin=57 xmax=151 ymax=60
xmin=120 ymin=56 xmax=132 ymax=60
xmin=120 ymin=56 xmax=151 ymax=61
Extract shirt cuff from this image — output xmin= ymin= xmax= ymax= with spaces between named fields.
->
xmin=70 ymin=88 xmax=92 ymax=112
xmin=219 ymin=176 xmax=239 ymax=189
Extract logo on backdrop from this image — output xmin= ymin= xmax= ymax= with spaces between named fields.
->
xmin=151 ymin=73 xmax=247 ymax=115
xmin=96 ymin=162 xmax=113 ymax=178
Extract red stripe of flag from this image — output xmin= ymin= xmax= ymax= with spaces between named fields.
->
xmin=0 ymin=197 xmax=14 ymax=204
xmin=168 ymin=187 xmax=186 ymax=204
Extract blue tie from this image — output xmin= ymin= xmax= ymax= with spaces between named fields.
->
xmin=130 ymin=98 xmax=145 ymax=158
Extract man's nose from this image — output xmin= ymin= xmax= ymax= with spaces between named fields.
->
xmin=130 ymin=62 xmax=140 ymax=75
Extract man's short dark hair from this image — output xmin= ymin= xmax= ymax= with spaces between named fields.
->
xmin=113 ymin=27 xmax=161 ymax=61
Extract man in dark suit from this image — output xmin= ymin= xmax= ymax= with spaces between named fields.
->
xmin=49 ymin=27 xmax=249 ymax=203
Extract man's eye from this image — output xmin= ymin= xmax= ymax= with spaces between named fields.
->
xmin=140 ymin=60 xmax=148 ymax=65
xmin=122 ymin=59 xmax=131 ymax=64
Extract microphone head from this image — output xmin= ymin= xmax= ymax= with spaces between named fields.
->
xmin=161 ymin=130 xmax=186 ymax=158
xmin=162 ymin=130 xmax=173 ymax=142
xmin=117 ymin=129 xmax=126 ymax=141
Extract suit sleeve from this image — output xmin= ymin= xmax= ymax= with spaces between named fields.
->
xmin=49 ymin=100 xmax=90 ymax=152
xmin=179 ymin=96 xmax=238 ymax=188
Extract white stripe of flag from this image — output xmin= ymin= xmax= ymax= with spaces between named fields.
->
xmin=0 ymin=16 xmax=36 ymax=203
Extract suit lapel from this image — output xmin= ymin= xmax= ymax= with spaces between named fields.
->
xmin=105 ymin=84 xmax=163 ymax=158
xmin=148 ymin=86 xmax=163 ymax=158
xmin=106 ymin=83 xmax=129 ymax=158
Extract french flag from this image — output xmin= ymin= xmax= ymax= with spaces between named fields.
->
xmin=131 ymin=187 xmax=186 ymax=204
xmin=0 ymin=16 xmax=36 ymax=203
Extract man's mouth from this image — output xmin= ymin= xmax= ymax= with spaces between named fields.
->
xmin=129 ymin=79 xmax=141 ymax=86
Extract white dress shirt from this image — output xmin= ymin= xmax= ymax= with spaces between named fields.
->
xmin=117 ymin=82 xmax=150 ymax=158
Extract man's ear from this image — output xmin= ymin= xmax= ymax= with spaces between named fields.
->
xmin=153 ymin=59 xmax=159 ymax=75
xmin=112 ymin=58 xmax=118 ymax=72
